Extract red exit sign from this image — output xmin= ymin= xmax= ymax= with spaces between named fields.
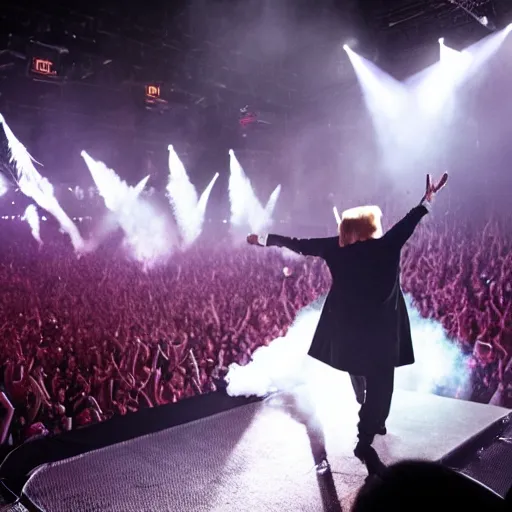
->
xmin=31 ymin=58 xmax=57 ymax=76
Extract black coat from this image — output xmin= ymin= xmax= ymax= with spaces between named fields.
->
xmin=266 ymin=205 xmax=428 ymax=376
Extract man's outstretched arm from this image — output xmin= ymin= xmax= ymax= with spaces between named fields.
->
xmin=384 ymin=172 xmax=448 ymax=249
xmin=247 ymin=233 xmax=337 ymax=258
xmin=383 ymin=204 xmax=430 ymax=249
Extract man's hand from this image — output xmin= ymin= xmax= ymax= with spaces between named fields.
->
xmin=423 ymin=172 xmax=448 ymax=203
xmin=247 ymin=234 xmax=263 ymax=246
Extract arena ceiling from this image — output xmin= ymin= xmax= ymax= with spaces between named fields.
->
xmin=0 ymin=0 xmax=511 ymax=147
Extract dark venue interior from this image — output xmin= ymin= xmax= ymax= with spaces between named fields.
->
xmin=0 ymin=0 xmax=511 ymax=510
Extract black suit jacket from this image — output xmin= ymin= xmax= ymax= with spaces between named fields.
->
xmin=267 ymin=205 xmax=428 ymax=375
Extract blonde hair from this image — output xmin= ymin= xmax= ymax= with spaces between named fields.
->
xmin=338 ymin=205 xmax=383 ymax=247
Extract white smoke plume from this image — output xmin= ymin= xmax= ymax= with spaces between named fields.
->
xmin=226 ymin=293 xmax=469 ymax=398
xmin=228 ymin=149 xmax=281 ymax=234
xmin=166 ymin=145 xmax=219 ymax=248
xmin=264 ymin=184 xmax=282 ymax=220
xmin=0 ymin=114 xmax=85 ymax=251
xmin=395 ymin=294 xmax=470 ymax=394
xmin=0 ymin=173 xmax=10 ymax=197
xmin=81 ymin=151 xmax=175 ymax=268
xmin=226 ymin=296 xmax=325 ymax=397
xmin=81 ymin=151 xmax=148 ymax=210
xmin=22 ymin=204 xmax=42 ymax=245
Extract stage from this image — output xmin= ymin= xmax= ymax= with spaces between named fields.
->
xmin=9 ymin=370 xmax=509 ymax=512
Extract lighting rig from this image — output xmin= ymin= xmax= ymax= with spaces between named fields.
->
xmin=449 ymin=0 xmax=497 ymax=30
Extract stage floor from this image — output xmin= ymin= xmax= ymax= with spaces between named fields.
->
xmin=21 ymin=368 xmax=509 ymax=511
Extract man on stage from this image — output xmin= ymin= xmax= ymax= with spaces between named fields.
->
xmin=247 ymin=173 xmax=448 ymax=471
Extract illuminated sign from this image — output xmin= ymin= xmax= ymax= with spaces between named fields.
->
xmin=145 ymin=85 xmax=161 ymax=99
xmin=32 ymin=58 xmax=57 ymax=76
xmin=144 ymin=84 xmax=168 ymax=111
xmin=240 ymin=112 xmax=257 ymax=127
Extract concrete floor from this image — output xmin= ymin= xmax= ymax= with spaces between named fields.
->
xmin=23 ymin=367 xmax=508 ymax=512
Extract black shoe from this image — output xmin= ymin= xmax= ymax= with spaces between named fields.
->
xmin=377 ymin=425 xmax=387 ymax=435
xmin=212 ymin=377 xmax=227 ymax=390
xmin=354 ymin=442 xmax=387 ymax=477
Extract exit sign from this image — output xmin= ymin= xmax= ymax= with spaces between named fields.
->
xmin=145 ymin=85 xmax=161 ymax=99
xmin=144 ymin=84 xmax=168 ymax=111
xmin=31 ymin=58 xmax=57 ymax=76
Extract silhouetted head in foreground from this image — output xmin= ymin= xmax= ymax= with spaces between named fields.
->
xmin=352 ymin=460 xmax=505 ymax=512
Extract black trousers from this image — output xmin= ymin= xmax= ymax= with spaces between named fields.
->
xmin=350 ymin=366 xmax=395 ymax=445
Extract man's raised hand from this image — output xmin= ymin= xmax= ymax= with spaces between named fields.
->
xmin=423 ymin=172 xmax=448 ymax=203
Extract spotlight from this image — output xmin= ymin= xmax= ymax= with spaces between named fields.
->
xmin=228 ymin=149 xmax=234 ymax=156
xmin=506 ymin=23 xmax=512 ymax=35
xmin=343 ymin=44 xmax=350 ymax=52
xmin=168 ymin=144 xmax=173 ymax=151
xmin=439 ymin=37 xmax=445 ymax=44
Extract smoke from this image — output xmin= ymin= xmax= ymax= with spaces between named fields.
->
xmin=22 ymin=204 xmax=42 ymax=245
xmin=81 ymin=151 xmax=148 ymax=210
xmin=226 ymin=295 xmax=325 ymax=397
xmin=81 ymin=150 xmax=175 ymax=268
xmin=226 ymin=292 xmax=469 ymax=398
xmin=166 ymin=145 xmax=219 ymax=248
xmin=395 ymin=294 xmax=470 ymax=394
xmin=264 ymin=184 xmax=282 ymax=220
xmin=228 ymin=149 xmax=281 ymax=234
xmin=0 ymin=114 xmax=85 ymax=251
xmin=0 ymin=173 xmax=9 ymax=197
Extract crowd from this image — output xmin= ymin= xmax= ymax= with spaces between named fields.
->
xmin=400 ymin=215 xmax=512 ymax=405
xmin=0 ymin=205 xmax=510 ymax=446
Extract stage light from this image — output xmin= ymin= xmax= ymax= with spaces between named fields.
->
xmin=228 ymin=149 xmax=234 ymax=156
xmin=439 ymin=37 xmax=445 ymax=44
xmin=168 ymin=144 xmax=173 ymax=151
xmin=506 ymin=23 xmax=512 ymax=35
xmin=343 ymin=44 xmax=350 ymax=51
